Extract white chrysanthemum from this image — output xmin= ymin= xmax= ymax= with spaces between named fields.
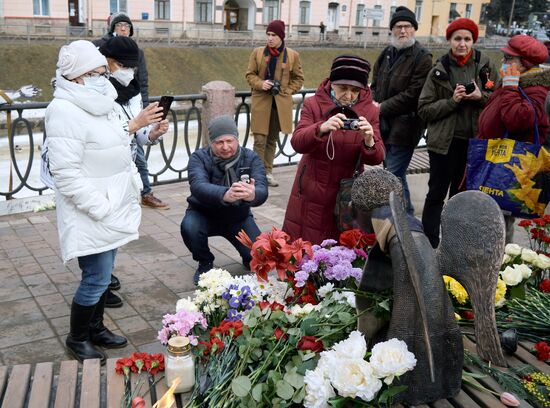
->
xmin=327 ymin=359 xmax=382 ymax=401
xmin=303 ymin=368 xmax=335 ymax=408
xmin=370 ymin=338 xmax=417 ymax=384
xmin=175 ymin=297 xmax=198 ymax=312
xmin=318 ymin=283 xmax=335 ymax=299
xmin=500 ymin=265 xmax=523 ymax=286
xmin=505 ymin=243 xmax=522 ymax=256
xmin=197 ymin=268 xmax=233 ymax=293
xmin=331 ymin=330 xmax=367 ymax=360
xmin=502 ymin=253 xmax=511 ymax=264
xmin=514 ymin=264 xmax=532 ymax=279
xmin=533 ymin=253 xmax=550 ymax=269
xmin=521 ymin=248 xmax=538 ymax=263
xmin=332 ymin=290 xmax=356 ymax=308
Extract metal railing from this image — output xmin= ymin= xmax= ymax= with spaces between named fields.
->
xmin=0 ymin=90 xmax=315 ymax=200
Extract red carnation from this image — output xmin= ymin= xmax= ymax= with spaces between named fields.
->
xmin=211 ymin=337 xmax=225 ymax=354
xmin=274 ymin=327 xmax=288 ymax=341
xmin=539 ymin=279 xmax=550 ymax=293
xmin=517 ymin=219 xmax=532 ymax=228
xmin=297 ymin=336 xmax=324 ymax=353
xmin=115 ymin=357 xmax=134 ymax=375
xmin=146 ymin=353 xmax=165 ymax=375
xmin=534 ymin=341 xmax=550 ymax=361
xmin=461 ymin=310 xmax=475 ymax=320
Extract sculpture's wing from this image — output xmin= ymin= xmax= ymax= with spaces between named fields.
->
xmin=389 ymin=192 xmax=435 ymax=382
xmin=437 ymin=190 xmax=506 ymax=366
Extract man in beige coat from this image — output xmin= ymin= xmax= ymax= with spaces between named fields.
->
xmin=246 ymin=20 xmax=304 ymax=186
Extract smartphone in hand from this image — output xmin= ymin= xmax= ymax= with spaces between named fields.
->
xmin=158 ymin=96 xmax=174 ymax=120
xmin=238 ymin=167 xmax=251 ymax=183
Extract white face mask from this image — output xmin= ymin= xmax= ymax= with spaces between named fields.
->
xmin=112 ymin=67 xmax=135 ymax=87
xmin=83 ymin=75 xmax=109 ymax=95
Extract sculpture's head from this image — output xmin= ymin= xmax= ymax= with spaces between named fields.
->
xmin=351 ymin=168 xmax=403 ymax=231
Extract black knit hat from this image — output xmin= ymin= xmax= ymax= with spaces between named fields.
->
xmin=99 ymin=36 xmax=139 ymax=67
xmin=389 ymin=6 xmax=418 ymax=30
xmin=329 ymin=55 xmax=371 ymax=89
xmin=109 ymin=12 xmax=134 ymax=36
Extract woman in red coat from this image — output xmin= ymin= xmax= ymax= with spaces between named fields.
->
xmin=478 ymin=35 xmax=550 ymax=144
xmin=282 ymin=55 xmax=385 ymax=244
xmin=477 ymin=35 xmax=550 ymax=242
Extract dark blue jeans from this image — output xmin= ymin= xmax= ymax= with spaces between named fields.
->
xmin=135 ymin=144 xmax=151 ymax=196
xmin=384 ymin=144 xmax=415 ymax=214
xmin=180 ymin=209 xmax=260 ymax=266
xmin=75 ymin=249 xmax=117 ymax=306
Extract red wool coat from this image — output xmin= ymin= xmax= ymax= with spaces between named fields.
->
xmin=282 ymin=79 xmax=385 ymax=244
xmin=477 ymin=69 xmax=550 ymax=143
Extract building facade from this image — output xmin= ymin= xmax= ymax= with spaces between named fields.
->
xmin=0 ymin=0 xmax=486 ymax=41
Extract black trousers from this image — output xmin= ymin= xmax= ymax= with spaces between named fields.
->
xmin=422 ymin=138 xmax=469 ymax=248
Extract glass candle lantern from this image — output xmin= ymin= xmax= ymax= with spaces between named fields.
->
xmin=165 ymin=336 xmax=195 ymax=393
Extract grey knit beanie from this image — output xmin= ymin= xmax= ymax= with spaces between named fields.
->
xmin=208 ymin=115 xmax=239 ymax=143
xmin=109 ymin=12 xmax=134 ymax=36
xmin=351 ymin=168 xmax=403 ymax=211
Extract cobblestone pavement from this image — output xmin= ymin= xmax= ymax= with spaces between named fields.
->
xmin=0 ymin=166 xmax=530 ymax=367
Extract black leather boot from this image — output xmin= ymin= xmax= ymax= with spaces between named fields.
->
xmin=109 ymin=274 xmax=121 ymax=291
xmin=66 ymin=301 xmax=106 ymax=364
xmin=90 ymin=291 xmax=128 ymax=348
xmin=105 ymin=290 xmax=123 ymax=308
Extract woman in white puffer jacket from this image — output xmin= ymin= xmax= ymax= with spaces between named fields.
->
xmin=45 ymin=40 xmax=144 ymax=364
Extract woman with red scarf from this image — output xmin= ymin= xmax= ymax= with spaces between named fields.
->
xmin=417 ymin=18 xmax=499 ymax=248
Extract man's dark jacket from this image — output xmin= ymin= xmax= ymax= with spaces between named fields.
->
xmin=187 ymin=147 xmax=268 ymax=223
xmin=93 ymin=33 xmax=149 ymax=106
xmin=371 ymin=42 xmax=432 ymax=147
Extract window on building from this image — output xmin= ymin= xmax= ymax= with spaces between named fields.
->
xmin=155 ymin=0 xmax=170 ymax=20
xmin=33 ymin=0 xmax=49 ymax=16
xmin=299 ymin=1 xmax=310 ymax=25
xmin=449 ymin=3 xmax=458 ymax=22
xmin=465 ymin=4 xmax=472 ymax=18
xmin=356 ymin=4 xmax=365 ymax=26
xmin=109 ymin=0 xmax=127 ymax=14
xmin=390 ymin=6 xmax=396 ymax=18
xmin=372 ymin=4 xmax=382 ymax=27
xmin=195 ymin=0 xmax=212 ymax=23
xmin=414 ymin=1 xmax=422 ymax=21
xmin=263 ymin=0 xmax=279 ymax=24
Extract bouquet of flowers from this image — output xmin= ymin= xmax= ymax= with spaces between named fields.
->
xmin=502 ymin=243 xmax=550 ymax=292
xmin=517 ymin=216 xmax=550 ymax=255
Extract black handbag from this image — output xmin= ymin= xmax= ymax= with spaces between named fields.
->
xmin=334 ymin=153 xmax=362 ymax=233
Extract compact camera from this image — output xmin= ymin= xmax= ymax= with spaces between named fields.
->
xmin=270 ymin=80 xmax=281 ymax=96
xmin=459 ymin=82 xmax=476 ymax=95
xmin=342 ymin=118 xmax=360 ymax=131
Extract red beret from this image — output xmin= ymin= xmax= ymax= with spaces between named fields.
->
xmin=446 ymin=18 xmax=479 ymax=43
xmin=266 ymin=20 xmax=285 ymax=40
xmin=501 ymin=35 xmax=549 ymax=67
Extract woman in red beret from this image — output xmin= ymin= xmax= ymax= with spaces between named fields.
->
xmin=477 ymin=34 xmax=550 ymax=241
xmin=417 ymin=18 xmax=499 ymax=248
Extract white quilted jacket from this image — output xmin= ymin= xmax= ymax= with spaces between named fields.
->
xmin=45 ymin=74 xmax=142 ymax=262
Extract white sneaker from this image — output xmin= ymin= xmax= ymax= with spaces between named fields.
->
xmin=266 ymin=173 xmax=279 ymax=187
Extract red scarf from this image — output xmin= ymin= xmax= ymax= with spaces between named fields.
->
xmin=452 ymin=49 xmax=473 ymax=67
xmin=267 ymin=46 xmax=280 ymax=57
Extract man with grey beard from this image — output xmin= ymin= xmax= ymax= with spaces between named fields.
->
xmin=371 ymin=7 xmax=432 ymax=214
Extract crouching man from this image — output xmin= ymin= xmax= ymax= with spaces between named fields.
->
xmin=180 ymin=115 xmax=268 ymax=284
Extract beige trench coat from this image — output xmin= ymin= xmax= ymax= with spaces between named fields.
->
xmin=245 ymin=46 xmax=305 ymax=135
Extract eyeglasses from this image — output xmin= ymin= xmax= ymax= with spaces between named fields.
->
xmin=115 ymin=22 xmax=131 ymax=29
xmin=393 ymin=24 xmax=414 ymax=31
xmin=85 ymin=70 xmax=111 ymax=79
xmin=503 ymin=54 xmax=517 ymax=61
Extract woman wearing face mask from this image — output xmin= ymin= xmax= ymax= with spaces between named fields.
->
xmin=45 ymin=40 xmax=142 ymax=364
xmin=417 ymin=18 xmax=499 ymax=248
xmin=282 ymin=55 xmax=385 ymax=244
xmin=99 ymin=36 xmax=169 ymax=156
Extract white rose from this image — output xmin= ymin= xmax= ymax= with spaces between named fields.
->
xmin=521 ymin=249 xmax=538 ymax=264
xmin=502 ymin=253 xmax=512 ymax=264
xmin=533 ymin=254 xmax=550 ymax=269
xmin=370 ymin=338 xmax=417 ymax=384
xmin=176 ymin=297 xmax=198 ymax=312
xmin=505 ymin=243 xmax=522 ymax=256
xmin=500 ymin=266 xmax=523 ymax=286
xmin=328 ymin=359 xmax=382 ymax=401
xmin=514 ymin=264 xmax=532 ymax=280
xmin=303 ymin=368 xmax=335 ymax=408
xmin=331 ymin=330 xmax=367 ymax=360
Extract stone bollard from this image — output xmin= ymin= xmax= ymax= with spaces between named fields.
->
xmin=201 ymin=81 xmax=236 ymax=146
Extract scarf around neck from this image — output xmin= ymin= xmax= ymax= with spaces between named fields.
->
xmin=110 ymin=77 xmax=140 ymax=104
xmin=211 ymin=146 xmax=242 ymax=187
xmin=264 ymin=43 xmax=285 ymax=80
xmin=451 ymin=49 xmax=473 ymax=67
